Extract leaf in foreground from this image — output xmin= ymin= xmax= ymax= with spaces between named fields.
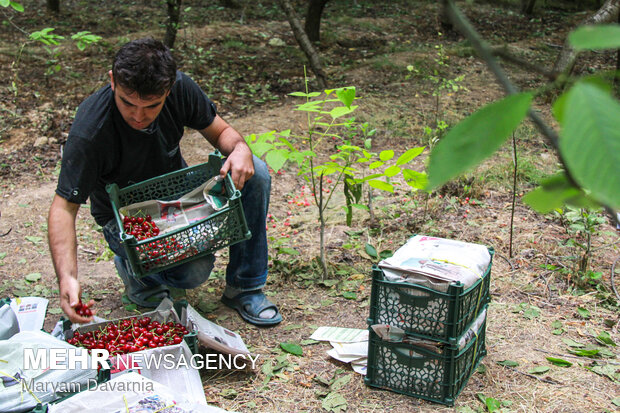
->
xmin=497 ymin=360 xmax=519 ymax=367
xmin=562 ymin=338 xmax=584 ymax=348
xmin=596 ymin=331 xmax=616 ymax=347
xmin=322 ymin=392 xmax=347 ymax=413
xmin=569 ymin=24 xmax=620 ymax=51
xmin=426 ymin=92 xmax=532 ymax=190
xmin=528 ymin=366 xmax=550 ymax=374
xmin=557 ymin=81 xmax=620 ymax=209
xmin=280 ymin=342 xmax=303 ymax=356
xmin=330 ymin=374 xmax=352 ymax=392
xmin=25 ymin=273 xmax=41 ymax=282
xmin=546 ymin=357 xmax=572 ymax=367
xmin=588 ymin=364 xmax=620 ymax=383
xmin=576 ymin=307 xmax=591 ymax=319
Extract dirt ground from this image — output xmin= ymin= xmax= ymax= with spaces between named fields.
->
xmin=1 ymin=1 xmax=619 ymax=412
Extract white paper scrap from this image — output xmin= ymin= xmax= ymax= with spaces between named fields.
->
xmin=326 ymin=348 xmax=365 ymax=363
xmin=329 ymin=341 xmax=368 ymax=358
xmin=310 ymin=326 xmax=368 ymax=343
xmin=10 ymin=296 xmax=48 ymax=331
xmin=351 ymin=360 xmax=368 ymax=376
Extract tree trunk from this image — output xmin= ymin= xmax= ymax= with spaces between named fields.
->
xmin=552 ymin=0 xmax=620 ymax=75
xmin=47 ymin=0 xmax=60 ymax=13
xmin=304 ymin=0 xmax=329 ymax=43
xmin=521 ymin=0 xmax=536 ymax=15
xmin=164 ymin=0 xmax=182 ymax=49
xmin=440 ymin=1 xmax=453 ymax=31
xmin=277 ymin=0 xmax=328 ymax=89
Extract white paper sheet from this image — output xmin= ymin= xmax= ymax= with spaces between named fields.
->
xmin=10 ymin=296 xmax=48 ymax=331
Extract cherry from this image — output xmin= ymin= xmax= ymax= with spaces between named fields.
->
xmin=75 ymin=300 xmax=93 ymax=317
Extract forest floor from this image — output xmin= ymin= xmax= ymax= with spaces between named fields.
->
xmin=0 ymin=1 xmax=619 ymax=412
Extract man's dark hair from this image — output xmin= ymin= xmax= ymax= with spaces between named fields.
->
xmin=112 ymin=38 xmax=177 ymax=97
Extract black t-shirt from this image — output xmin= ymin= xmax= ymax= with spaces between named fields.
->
xmin=56 ymin=71 xmax=217 ymax=226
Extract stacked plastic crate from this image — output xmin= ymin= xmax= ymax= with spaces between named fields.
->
xmin=364 ymin=236 xmax=493 ymax=406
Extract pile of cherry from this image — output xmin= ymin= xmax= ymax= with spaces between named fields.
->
xmin=122 ymin=214 xmax=185 ymax=267
xmin=68 ymin=316 xmax=191 ymax=356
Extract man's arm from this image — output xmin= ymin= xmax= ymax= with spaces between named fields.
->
xmin=199 ymin=114 xmax=254 ymax=190
xmin=48 ymin=194 xmax=94 ymax=323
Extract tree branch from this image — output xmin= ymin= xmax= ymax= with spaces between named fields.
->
xmin=552 ymin=0 xmax=620 ymax=75
xmin=491 ymin=46 xmax=556 ymax=80
xmin=442 ymin=0 xmax=577 ymax=186
xmin=277 ymin=0 xmax=328 ymax=89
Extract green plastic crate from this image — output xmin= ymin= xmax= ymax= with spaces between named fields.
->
xmin=368 ymin=247 xmax=493 ymax=345
xmin=106 ymin=152 xmax=251 ymax=277
xmin=365 ymin=314 xmax=487 ymax=406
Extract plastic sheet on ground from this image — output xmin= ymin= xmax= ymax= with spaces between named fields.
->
xmin=48 ymin=371 xmax=228 ymax=413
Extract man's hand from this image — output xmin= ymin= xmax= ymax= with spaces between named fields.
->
xmin=221 ymin=143 xmax=254 ymax=190
xmin=199 ymin=115 xmax=255 ymax=190
xmin=59 ymin=276 xmax=95 ymax=323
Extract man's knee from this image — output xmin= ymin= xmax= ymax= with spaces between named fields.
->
xmin=248 ymin=156 xmax=271 ymax=194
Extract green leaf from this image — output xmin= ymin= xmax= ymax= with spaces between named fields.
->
xmin=197 ymin=301 xmax=218 ymax=313
xmin=265 ymin=149 xmax=289 ymax=173
xmin=596 ymin=331 xmax=616 ymax=347
xmin=477 ymin=394 xmax=501 ymax=413
xmin=25 ymin=236 xmax=43 ymax=244
xmin=426 ymin=92 xmax=532 ymax=190
xmin=379 ymin=150 xmax=394 ymax=161
xmin=278 ymin=247 xmax=300 ymax=256
xmin=47 ymin=307 xmax=63 ymax=315
xmin=322 ymin=392 xmax=347 ymax=412
xmin=300 ymin=339 xmax=319 ymax=345
xmin=25 ymin=273 xmax=41 ymax=282
xmin=10 ymin=1 xmax=23 ymax=12
xmin=562 ymin=338 xmax=584 ymax=348
xmin=569 ymin=24 xmax=620 ymax=51
xmin=335 ymin=87 xmax=356 ymax=108
xmin=368 ymin=179 xmax=394 ymax=192
xmin=124 ymin=304 xmax=138 ymax=311
xmin=384 ymin=165 xmax=401 ymax=177
xmin=497 ymin=360 xmax=519 ymax=367
xmin=342 ymin=291 xmax=357 ymax=300
xmin=403 ymin=169 xmax=428 ymax=190
xmin=546 ymin=357 xmax=572 ymax=367
xmin=0 ymin=252 xmax=6 ymax=260
xmin=522 ymin=173 xmax=597 ymax=213
xmin=396 ymin=147 xmax=425 ymax=166
xmin=589 ymin=363 xmax=620 ymax=382
xmin=576 ymin=307 xmax=591 ymax=319
xmin=558 ymin=82 xmax=620 ymax=208
xmin=569 ymin=348 xmax=600 ymax=357
xmin=330 ymin=374 xmax=352 ymax=391
xmin=485 ymin=397 xmax=501 ymax=413
xmin=365 ymin=243 xmax=378 ymax=258
xmin=528 ymin=366 xmax=550 ymax=374
xmin=289 ymin=91 xmax=321 ymax=97
xmin=329 ymin=105 xmax=357 ymax=119
xmin=0 ymin=0 xmax=11 ymax=8
xmin=368 ymin=160 xmax=384 ymax=170
xmin=280 ymin=342 xmax=303 ymax=356
xmin=612 ymin=397 xmax=620 ymax=406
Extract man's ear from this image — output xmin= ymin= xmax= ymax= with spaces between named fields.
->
xmin=108 ymin=70 xmax=114 ymax=91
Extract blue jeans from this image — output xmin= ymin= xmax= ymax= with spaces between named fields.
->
xmin=103 ymin=155 xmax=270 ymax=293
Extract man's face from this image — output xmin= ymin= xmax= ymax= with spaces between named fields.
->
xmin=109 ymin=71 xmax=169 ymax=130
